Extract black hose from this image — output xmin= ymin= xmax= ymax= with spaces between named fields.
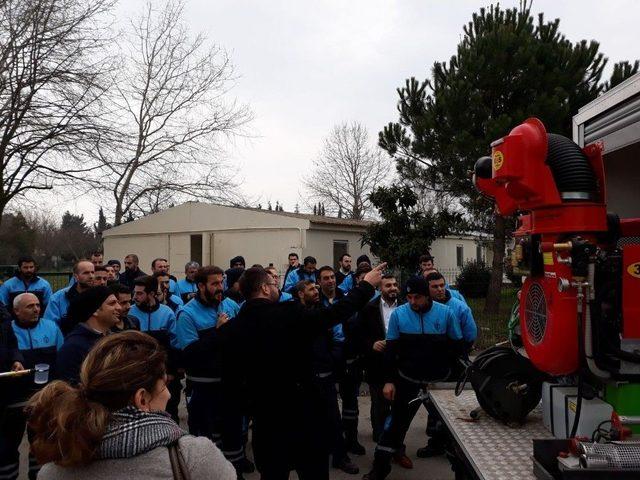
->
xmin=571 ymin=308 xmax=585 ymax=438
xmin=546 ymin=134 xmax=597 ymax=198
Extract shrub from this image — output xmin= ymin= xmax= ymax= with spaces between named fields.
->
xmin=455 ymin=260 xmax=491 ymax=298
xmin=504 ymin=257 xmax=523 ymax=287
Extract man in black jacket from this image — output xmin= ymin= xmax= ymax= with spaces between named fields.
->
xmin=119 ymin=254 xmax=146 ymax=290
xmin=361 ymin=274 xmax=400 ymax=442
xmin=220 ymin=264 xmax=385 ymax=480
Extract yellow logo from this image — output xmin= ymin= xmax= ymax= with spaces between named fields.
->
xmin=493 ymin=151 xmax=504 ymax=171
xmin=628 ymin=262 xmax=640 ymax=278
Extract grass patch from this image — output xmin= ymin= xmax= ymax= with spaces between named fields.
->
xmin=466 ymin=286 xmax=518 ymax=351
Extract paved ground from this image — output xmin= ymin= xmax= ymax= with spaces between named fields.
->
xmin=19 ymin=394 xmax=455 ymax=480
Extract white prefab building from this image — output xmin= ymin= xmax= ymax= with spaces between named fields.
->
xmin=102 ymin=202 xmax=487 ymax=282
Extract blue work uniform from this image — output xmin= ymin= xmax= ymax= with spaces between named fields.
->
xmin=2 ymin=319 xmax=63 ymax=479
xmin=0 ymin=276 xmax=52 ymax=313
xmin=283 ymin=267 xmax=318 ymax=294
xmin=175 ymin=278 xmax=198 ymax=304
xmin=43 ymin=286 xmax=81 ymax=334
xmin=175 ymin=297 xmax=240 ymax=451
xmin=279 ymin=291 xmax=293 ymax=303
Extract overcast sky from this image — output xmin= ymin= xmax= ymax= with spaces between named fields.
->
xmin=40 ymin=0 xmax=639 ymax=222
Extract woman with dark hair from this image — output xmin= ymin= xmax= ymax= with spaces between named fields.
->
xmin=27 ymin=330 xmax=235 ymax=479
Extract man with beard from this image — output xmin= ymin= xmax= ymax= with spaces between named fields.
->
xmin=415 ymin=271 xmax=477 ymax=459
xmin=107 ymin=259 xmax=121 ymax=282
xmin=108 ymin=283 xmax=140 ymax=332
xmin=361 ymin=275 xmax=400 ymax=443
xmin=309 ymin=273 xmax=359 ymax=475
xmin=0 ymin=256 xmax=52 ymax=314
xmin=93 ymin=265 xmax=109 ymax=287
xmin=282 ymin=252 xmax=299 ymax=288
xmin=223 ymin=267 xmax=245 ymax=304
xmin=119 ymin=254 xmax=147 ymax=290
xmin=175 ymin=266 xmax=244 ymax=471
xmin=283 ymin=255 xmax=319 ymax=294
xmin=44 ymin=260 xmax=95 ymax=333
xmin=363 ymin=277 xmax=462 ymax=480
xmin=335 ymin=254 xmax=354 ymax=293
xmin=220 ymin=264 xmax=385 ymax=480
xmin=128 ymin=275 xmax=180 ymax=422
xmin=175 ymin=261 xmax=200 ymax=303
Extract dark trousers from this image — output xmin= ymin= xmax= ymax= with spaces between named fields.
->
xmin=373 ymin=377 xmax=425 ymax=468
xmin=166 ymin=376 xmax=183 ymax=424
xmin=0 ymin=405 xmax=38 ymax=480
xmin=425 ymin=400 xmax=446 ymax=448
xmin=368 ymin=383 xmax=391 ymax=443
xmin=187 ymin=382 xmax=223 ymax=447
xmin=338 ymin=359 xmax=362 ymax=443
xmin=258 ymin=452 xmax=328 ymax=480
xmin=313 ymin=375 xmax=348 ymax=465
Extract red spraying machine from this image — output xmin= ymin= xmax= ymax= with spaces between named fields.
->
xmin=472 ymin=117 xmax=640 ymax=473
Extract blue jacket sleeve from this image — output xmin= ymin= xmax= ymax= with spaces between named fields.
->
xmin=41 ymin=280 xmax=53 ymax=308
xmin=283 ymin=270 xmax=299 ymax=294
xmin=166 ymin=310 xmax=178 ymax=348
xmin=460 ymin=305 xmax=477 ymax=342
xmin=446 ymin=308 xmax=463 ymax=340
xmin=175 ymin=310 xmax=199 ymax=350
xmin=54 ymin=325 xmax=64 ymax=350
xmin=0 ymin=283 xmax=9 ymax=306
xmin=43 ymin=292 xmax=64 ymax=324
xmin=332 ymin=324 xmax=345 ymax=342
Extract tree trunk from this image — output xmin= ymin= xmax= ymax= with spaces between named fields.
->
xmin=484 ymin=213 xmax=506 ymax=315
xmin=114 ymin=204 xmax=123 ymax=226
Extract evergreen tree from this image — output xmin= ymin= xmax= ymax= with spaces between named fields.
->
xmin=94 ymin=207 xmax=111 ymax=238
xmin=313 ymin=205 xmax=317 ymax=215
xmin=378 ymin=2 xmax=638 ymax=313
xmin=338 ymin=205 xmax=343 ymax=218
xmin=267 ymin=201 xmax=272 ymax=211
xmin=294 ymin=203 xmax=300 ymax=214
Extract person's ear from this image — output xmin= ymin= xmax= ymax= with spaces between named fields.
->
xmin=133 ymin=388 xmax=151 ymax=411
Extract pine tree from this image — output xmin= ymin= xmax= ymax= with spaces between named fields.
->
xmin=294 ymin=203 xmax=300 ymax=214
xmin=338 ymin=205 xmax=343 ymax=218
xmin=267 ymin=201 xmax=272 ymax=211
xmin=94 ymin=207 xmax=111 ymax=237
xmin=313 ymin=205 xmax=317 ymax=215
xmin=377 ymin=2 xmax=638 ymax=314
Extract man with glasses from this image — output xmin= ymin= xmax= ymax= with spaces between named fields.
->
xmin=264 ymin=266 xmax=293 ymax=302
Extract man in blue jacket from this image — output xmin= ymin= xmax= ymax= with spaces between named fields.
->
xmin=129 ymin=275 xmax=180 ymax=421
xmin=1 ymin=293 xmax=62 ymax=480
xmin=56 ymin=286 xmax=121 ymax=385
xmin=175 ymin=261 xmax=200 ymax=303
xmin=154 ymin=271 xmax=184 ymax=313
xmin=416 ymin=271 xmax=477 ymax=459
xmin=283 ymin=256 xmax=319 ymax=294
xmin=0 ymin=257 xmax=52 ymax=315
xmin=175 ymin=266 xmax=245 ymax=472
xmin=363 ymin=276 xmax=463 ymax=480
xmin=44 ymin=260 xmax=95 ymax=333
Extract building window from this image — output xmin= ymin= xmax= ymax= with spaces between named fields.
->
xmin=456 ymin=244 xmax=464 ymax=268
xmin=190 ymin=234 xmax=203 ymax=265
xmin=476 ymin=244 xmax=483 ymax=263
xmin=333 ymin=241 xmax=349 ymax=269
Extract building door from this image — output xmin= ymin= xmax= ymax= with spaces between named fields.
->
xmin=333 ymin=240 xmax=349 ymax=269
xmin=190 ymin=234 xmax=203 ymax=265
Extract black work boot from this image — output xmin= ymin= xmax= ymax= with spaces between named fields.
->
xmin=416 ymin=441 xmax=445 ymax=458
xmin=347 ymin=438 xmax=367 ymax=456
xmin=362 ymin=462 xmax=391 ymax=480
xmin=333 ymin=455 xmax=360 ymax=475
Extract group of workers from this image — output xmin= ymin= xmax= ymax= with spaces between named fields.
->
xmin=0 ymin=250 xmax=477 ymax=480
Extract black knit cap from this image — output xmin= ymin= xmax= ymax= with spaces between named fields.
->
xmin=356 ymin=254 xmax=371 ymax=266
xmin=405 ymin=276 xmax=429 ymax=296
xmin=68 ymin=286 xmax=113 ymax=324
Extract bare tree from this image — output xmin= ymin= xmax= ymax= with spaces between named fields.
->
xmin=304 ymin=122 xmax=391 ymax=220
xmin=0 ymin=0 xmax=114 ymax=228
xmin=94 ymin=0 xmax=251 ymax=225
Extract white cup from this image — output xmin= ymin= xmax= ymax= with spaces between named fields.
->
xmin=34 ymin=364 xmax=50 ymax=384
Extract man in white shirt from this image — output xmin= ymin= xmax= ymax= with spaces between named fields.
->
xmin=360 ymin=275 xmax=412 ymax=469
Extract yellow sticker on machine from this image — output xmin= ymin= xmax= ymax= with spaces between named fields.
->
xmin=628 ymin=262 xmax=640 ymax=278
xmin=568 ymin=401 xmax=577 ymax=413
xmin=543 ymin=252 xmax=554 ymax=266
xmin=493 ymin=150 xmax=504 ymax=170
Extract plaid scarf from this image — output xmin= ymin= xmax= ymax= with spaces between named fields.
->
xmin=98 ymin=406 xmax=186 ymax=459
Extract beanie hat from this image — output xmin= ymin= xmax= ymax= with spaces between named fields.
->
xmin=229 ymin=256 xmax=245 ymax=268
xmin=356 ymin=255 xmax=371 ymax=267
xmin=107 ymin=259 xmax=121 ymax=267
xmin=405 ymin=276 xmax=429 ymax=296
xmin=225 ymin=267 xmax=245 ymax=287
xmin=68 ymin=286 xmax=113 ymax=325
